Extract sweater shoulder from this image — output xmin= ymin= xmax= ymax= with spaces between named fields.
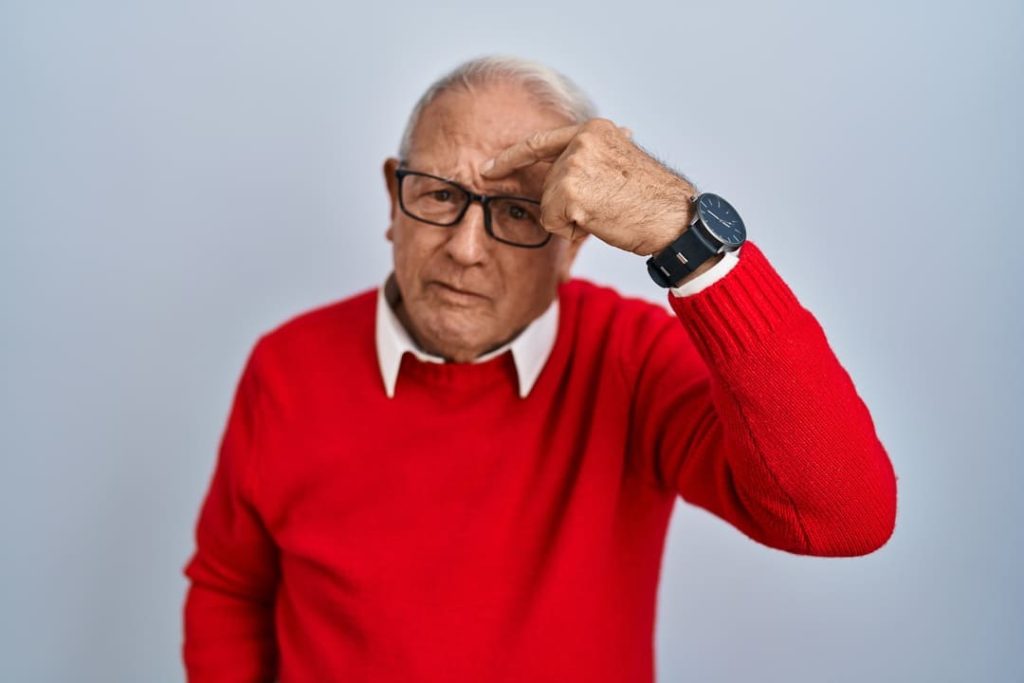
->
xmin=252 ymin=286 xmax=378 ymax=368
xmin=558 ymin=277 xmax=696 ymax=383
xmin=560 ymin=277 xmax=677 ymax=335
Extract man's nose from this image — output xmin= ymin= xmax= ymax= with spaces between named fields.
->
xmin=444 ymin=201 xmax=490 ymax=265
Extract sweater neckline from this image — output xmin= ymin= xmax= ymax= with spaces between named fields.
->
xmin=395 ymin=349 xmax=521 ymax=394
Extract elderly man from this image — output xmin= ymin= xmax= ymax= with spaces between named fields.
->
xmin=183 ymin=56 xmax=897 ymax=682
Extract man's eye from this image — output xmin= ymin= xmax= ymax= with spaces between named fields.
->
xmin=506 ymin=204 xmax=530 ymax=220
xmin=429 ymin=190 xmax=453 ymax=202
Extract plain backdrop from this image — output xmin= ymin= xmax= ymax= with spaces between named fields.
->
xmin=2 ymin=1 xmax=1021 ymax=681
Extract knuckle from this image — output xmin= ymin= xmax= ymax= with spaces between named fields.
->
xmin=541 ymin=205 xmax=560 ymax=228
xmin=525 ymin=133 xmax=546 ymax=154
xmin=540 ymin=195 xmax=562 ymax=225
xmin=577 ymin=122 xmax=611 ymax=147
xmin=583 ymin=118 xmax=615 ymax=136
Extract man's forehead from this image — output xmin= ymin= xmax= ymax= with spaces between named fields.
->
xmin=422 ymin=88 xmax=556 ymax=148
xmin=407 ymin=134 xmax=551 ymax=195
xmin=407 ymin=152 xmax=550 ymax=196
xmin=404 ymin=83 xmax=569 ymax=192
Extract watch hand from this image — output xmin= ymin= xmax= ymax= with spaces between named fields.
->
xmin=706 ymin=209 xmax=732 ymax=227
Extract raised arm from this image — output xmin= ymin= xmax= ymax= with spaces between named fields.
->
xmin=627 ymin=241 xmax=897 ymax=555
xmin=483 ymin=119 xmax=897 ymax=555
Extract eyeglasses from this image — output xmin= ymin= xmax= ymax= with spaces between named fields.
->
xmin=394 ymin=167 xmax=551 ymax=248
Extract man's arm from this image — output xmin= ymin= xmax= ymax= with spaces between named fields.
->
xmin=183 ymin=342 xmax=279 ymax=681
xmin=482 ymin=119 xmax=897 ymax=555
xmin=626 ymin=241 xmax=897 ymax=556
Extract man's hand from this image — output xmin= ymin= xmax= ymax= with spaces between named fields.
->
xmin=481 ymin=118 xmax=696 ymax=256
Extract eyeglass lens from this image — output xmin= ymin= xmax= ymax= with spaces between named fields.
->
xmin=400 ymin=173 xmax=547 ymax=247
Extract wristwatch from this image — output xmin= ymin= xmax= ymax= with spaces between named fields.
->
xmin=646 ymin=192 xmax=747 ymax=288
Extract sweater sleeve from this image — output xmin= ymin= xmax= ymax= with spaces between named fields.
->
xmin=625 ymin=241 xmax=897 ymax=557
xmin=182 ymin=341 xmax=279 ymax=681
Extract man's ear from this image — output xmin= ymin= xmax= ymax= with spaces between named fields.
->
xmin=383 ymin=157 xmax=400 ymax=242
xmin=557 ymin=233 xmax=589 ymax=283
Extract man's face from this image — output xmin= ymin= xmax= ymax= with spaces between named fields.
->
xmin=383 ymin=82 xmax=585 ymax=362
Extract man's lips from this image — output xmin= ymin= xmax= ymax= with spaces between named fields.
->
xmin=428 ymin=281 xmax=489 ymax=300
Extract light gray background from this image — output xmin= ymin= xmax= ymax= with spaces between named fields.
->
xmin=2 ymin=1 xmax=1021 ymax=681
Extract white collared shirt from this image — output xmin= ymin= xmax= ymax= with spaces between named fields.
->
xmin=375 ymin=247 xmax=740 ymax=399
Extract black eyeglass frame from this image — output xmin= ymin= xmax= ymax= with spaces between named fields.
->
xmin=394 ymin=167 xmax=551 ymax=249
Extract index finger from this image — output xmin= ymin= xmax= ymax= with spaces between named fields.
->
xmin=480 ymin=124 xmax=583 ymax=179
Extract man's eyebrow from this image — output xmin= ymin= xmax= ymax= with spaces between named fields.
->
xmin=447 ymin=174 xmax=529 ymax=197
xmin=408 ymin=162 xmax=535 ymax=198
xmin=488 ymin=181 xmax=531 ymax=196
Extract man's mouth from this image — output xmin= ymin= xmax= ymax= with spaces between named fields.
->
xmin=429 ymin=281 xmax=489 ymax=301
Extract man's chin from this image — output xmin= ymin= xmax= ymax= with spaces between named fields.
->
xmin=418 ymin=320 xmax=500 ymax=362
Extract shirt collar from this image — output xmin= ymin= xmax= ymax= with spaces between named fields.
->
xmin=374 ymin=273 xmax=558 ymax=399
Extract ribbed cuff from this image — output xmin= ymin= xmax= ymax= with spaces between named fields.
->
xmin=667 ymin=241 xmax=805 ymax=359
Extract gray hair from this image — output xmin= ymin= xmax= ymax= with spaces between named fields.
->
xmin=397 ymin=55 xmax=598 ymax=160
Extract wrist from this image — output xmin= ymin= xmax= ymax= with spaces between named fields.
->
xmin=671 ymin=250 xmax=725 ymax=287
xmin=646 ymin=191 xmax=746 ymax=290
xmin=648 ymin=178 xmax=698 ymax=254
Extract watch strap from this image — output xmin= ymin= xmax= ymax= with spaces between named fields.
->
xmin=646 ymin=224 xmax=718 ymax=288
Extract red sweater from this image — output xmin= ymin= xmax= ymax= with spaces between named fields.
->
xmin=183 ymin=241 xmax=897 ymax=682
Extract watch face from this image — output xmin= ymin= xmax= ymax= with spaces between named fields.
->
xmin=696 ymin=193 xmax=746 ymax=247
